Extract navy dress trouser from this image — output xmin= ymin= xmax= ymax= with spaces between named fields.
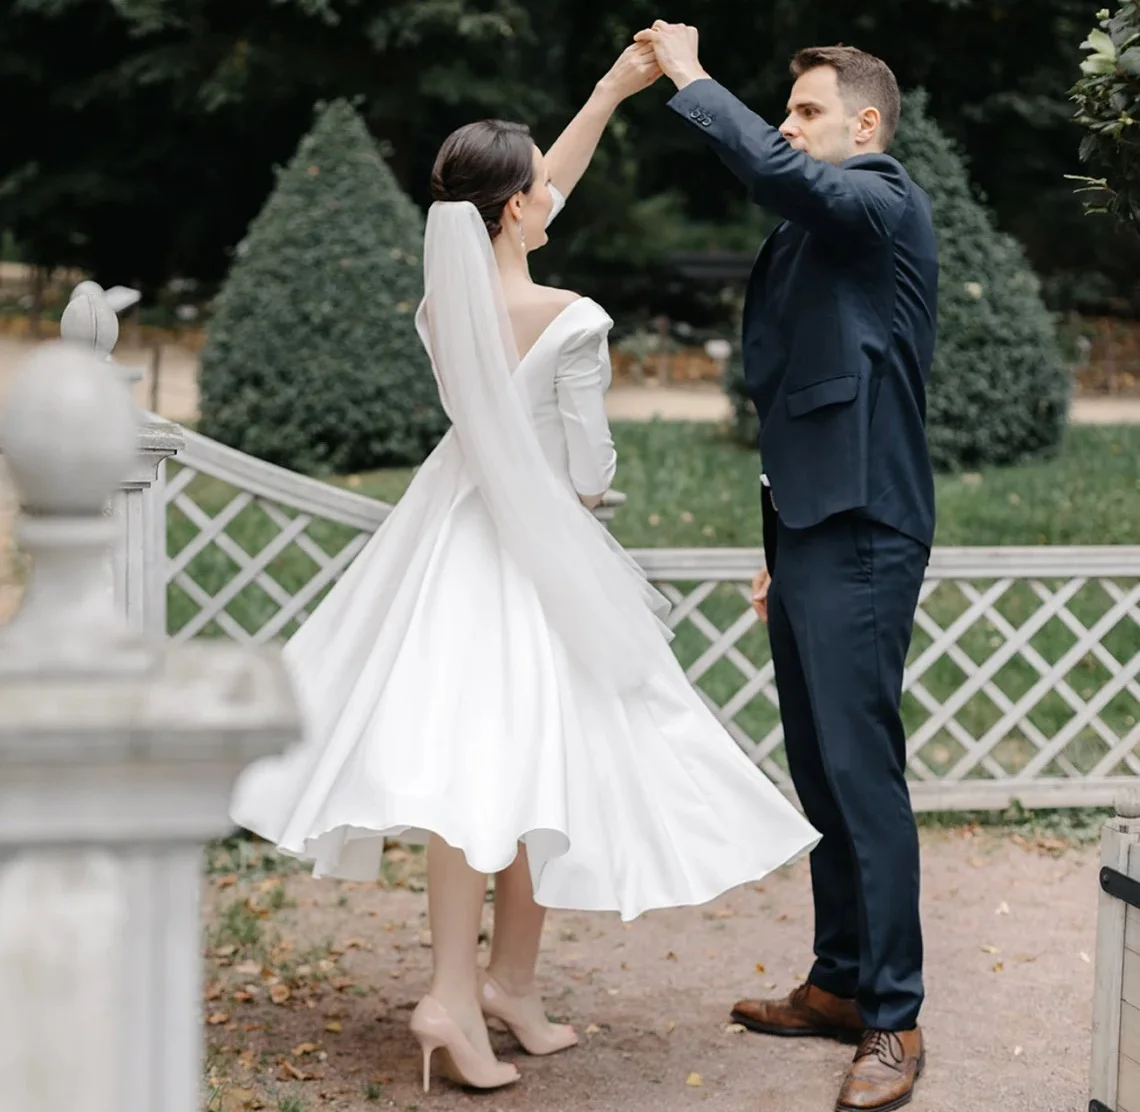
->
xmin=766 ymin=508 xmax=927 ymax=1031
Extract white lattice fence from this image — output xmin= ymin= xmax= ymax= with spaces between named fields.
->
xmin=633 ymin=547 xmax=1140 ymax=811
xmin=163 ymin=459 xmax=1140 ymax=809
xmin=164 ymin=429 xmax=392 ymax=643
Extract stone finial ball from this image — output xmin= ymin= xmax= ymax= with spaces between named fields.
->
xmin=0 ymin=341 xmax=138 ymax=514
xmin=60 ymin=283 xmax=119 ymax=357
xmin=1116 ymin=788 xmax=1140 ymax=819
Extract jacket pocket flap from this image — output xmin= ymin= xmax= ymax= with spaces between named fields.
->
xmin=785 ymin=374 xmax=859 ymax=418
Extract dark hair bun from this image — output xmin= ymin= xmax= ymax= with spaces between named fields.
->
xmin=430 ymin=120 xmax=535 ymax=239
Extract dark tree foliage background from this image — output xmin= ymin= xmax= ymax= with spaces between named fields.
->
xmin=0 ymin=0 xmax=1129 ymax=318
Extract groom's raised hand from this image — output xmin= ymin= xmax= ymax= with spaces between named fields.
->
xmin=633 ymin=21 xmax=710 ymax=90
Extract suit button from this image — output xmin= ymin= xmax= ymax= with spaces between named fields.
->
xmin=701 ymin=115 xmax=712 ymax=126
xmin=689 ymin=108 xmax=702 ymax=120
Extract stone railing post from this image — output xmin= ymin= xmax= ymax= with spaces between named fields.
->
xmin=0 ymin=339 xmax=300 ymax=1112
xmin=60 ymin=281 xmax=184 ymax=637
xmin=1090 ymin=789 xmax=1140 ymax=1112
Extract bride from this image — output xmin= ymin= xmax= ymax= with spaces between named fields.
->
xmin=230 ymin=41 xmax=819 ymax=1095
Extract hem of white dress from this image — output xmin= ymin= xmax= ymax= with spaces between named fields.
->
xmin=233 ymin=814 xmax=820 ymax=925
xmin=534 ymin=832 xmax=821 ymax=923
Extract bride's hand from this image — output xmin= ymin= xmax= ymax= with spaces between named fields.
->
xmin=596 ymin=42 xmax=663 ymax=104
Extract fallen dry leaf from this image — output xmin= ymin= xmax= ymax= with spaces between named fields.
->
xmin=725 ymin=1023 xmax=746 ymax=1034
xmin=292 ymin=1042 xmax=320 ymax=1057
xmin=665 ymin=951 xmax=678 ymax=961
xmin=665 ymin=1020 xmax=676 ymax=1034
xmin=215 ymin=874 xmax=238 ymax=889
xmin=992 ymin=961 xmax=1004 ymax=973
xmin=214 ymin=945 xmax=237 ymax=958
xmin=585 ymin=1024 xmax=602 ymax=1035
xmin=220 ymin=1089 xmax=258 ymax=1112
xmin=233 ymin=991 xmax=256 ymax=1004
xmin=325 ymin=1021 xmax=343 ymax=1033
xmin=235 ymin=961 xmax=262 ymax=977
xmin=280 ymin=1060 xmax=321 ymax=1082
xmin=686 ymin=1072 xmax=703 ymax=1087
xmin=754 ymin=962 xmax=766 ymax=974
xmin=981 ymin=945 xmax=1000 ymax=955
xmin=205 ymin=981 xmax=225 ymax=1001
xmin=269 ymin=984 xmax=292 ymax=1005
xmin=207 ymin=1012 xmax=231 ymax=1026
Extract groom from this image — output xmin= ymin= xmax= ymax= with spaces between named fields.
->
xmin=637 ymin=24 xmax=937 ymax=1112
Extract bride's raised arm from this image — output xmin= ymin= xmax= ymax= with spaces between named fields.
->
xmin=543 ymin=43 xmax=662 ymax=202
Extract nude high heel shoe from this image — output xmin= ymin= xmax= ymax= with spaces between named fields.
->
xmin=409 ymin=995 xmax=520 ymax=1093
xmin=479 ymin=970 xmax=579 ymax=1056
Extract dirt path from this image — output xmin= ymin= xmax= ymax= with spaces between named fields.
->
xmin=202 ymin=827 xmax=1097 ymax=1112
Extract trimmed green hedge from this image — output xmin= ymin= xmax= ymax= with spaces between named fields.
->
xmin=196 ymin=99 xmax=448 ymax=474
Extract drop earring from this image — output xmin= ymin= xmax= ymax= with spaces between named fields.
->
xmin=519 ymin=220 xmax=527 ymax=252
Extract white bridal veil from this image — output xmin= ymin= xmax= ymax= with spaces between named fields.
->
xmin=413 ymin=201 xmax=674 ymax=693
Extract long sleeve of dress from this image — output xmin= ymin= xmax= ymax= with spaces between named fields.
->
xmin=555 ymin=321 xmax=617 ymax=498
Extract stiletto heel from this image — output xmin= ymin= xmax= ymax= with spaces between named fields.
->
xmin=418 ymin=1039 xmax=440 ymax=1093
xmin=479 ymin=971 xmax=579 ymax=1056
xmin=409 ymin=995 xmax=520 ymax=1092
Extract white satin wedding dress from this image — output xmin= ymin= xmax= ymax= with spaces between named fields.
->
xmin=229 ymin=187 xmax=819 ymax=921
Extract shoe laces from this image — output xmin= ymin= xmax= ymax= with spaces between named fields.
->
xmin=789 ymin=981 xmax=812 ymax=1006
xmin=855 ymin=1029 xmax=905 ymax=1068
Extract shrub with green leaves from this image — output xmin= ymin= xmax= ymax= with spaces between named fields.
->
xmin=1070 ymin=2 xmax=1140 ymax=234
xmin=196 ymin=99 xmax=447 ymax=474
xmin=726 ymin=89 xmax=1069 ymax=472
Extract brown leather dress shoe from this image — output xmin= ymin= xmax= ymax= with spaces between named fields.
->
xmin=730 ymin=982 xmax=863 ymax=1042
xmin=835 ymin=1027 xmax=925 ymax=1111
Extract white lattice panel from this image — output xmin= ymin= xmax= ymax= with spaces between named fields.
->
xmin=160 ymin=445 xmax=1140 ymax=811
xmin=632 ymin=547 xmax=1140 ymax=811
xmin=163 ymin=429 xmax=391 ymax=644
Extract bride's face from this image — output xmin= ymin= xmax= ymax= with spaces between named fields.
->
xmin=504 ymin=145 xmax=554 ymax=254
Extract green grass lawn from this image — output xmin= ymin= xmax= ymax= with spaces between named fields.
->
xmin=167 ymin=421 xmax=1140 ymax=794
xmin=336 ymin=420 xmax=1140 ymax=548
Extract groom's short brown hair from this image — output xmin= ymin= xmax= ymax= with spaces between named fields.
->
xmin=791 ymin=45 xmax=901 ymax=149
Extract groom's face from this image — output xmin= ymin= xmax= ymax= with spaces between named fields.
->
xmin=779 ymin=65 xmax=862 ymax=165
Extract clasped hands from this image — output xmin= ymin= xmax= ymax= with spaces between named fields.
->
xmin=599 ymin=20 xmax=710 ymax=102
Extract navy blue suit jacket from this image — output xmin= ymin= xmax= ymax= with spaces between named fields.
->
xmin=668 ymin=79 xmax=939 ymax=552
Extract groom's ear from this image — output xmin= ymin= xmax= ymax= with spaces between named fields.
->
xmin=854 ymin=105 xmax=882 ymax=147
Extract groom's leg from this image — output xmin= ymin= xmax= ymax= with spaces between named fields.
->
xmin=777 ymin=514 xmax=925 ymax=1032
xmin=767 ymin=579 xmax=860 ymax=998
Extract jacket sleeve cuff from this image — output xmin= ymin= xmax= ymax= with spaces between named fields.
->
xmin=666 ymin=78 xmax=720 ymax=125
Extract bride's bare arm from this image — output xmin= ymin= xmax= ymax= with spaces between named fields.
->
xmin=543 ymin=44 xmax=662 ymax=199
